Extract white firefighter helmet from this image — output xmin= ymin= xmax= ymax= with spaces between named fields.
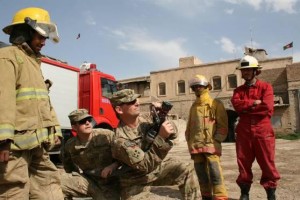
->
xmin=3 ymin=7 xmax=59 ymax=43
xmin=236 ymin=55 xmax=262 ymax=70
xmin=189 ymin=74 xmax=212 ymax=90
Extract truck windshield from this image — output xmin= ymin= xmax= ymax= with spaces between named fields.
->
xmin=101 ymin=78 xmax=117 ymax=98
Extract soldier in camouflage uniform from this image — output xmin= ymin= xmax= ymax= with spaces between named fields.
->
xmin=109 ymin=89 xmax=200 ymax=200
xmin=60 ymin=109 xmax=120 ymax=200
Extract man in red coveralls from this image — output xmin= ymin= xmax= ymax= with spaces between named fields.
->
xmin=231 ymin=55 xmax=280 ymax=200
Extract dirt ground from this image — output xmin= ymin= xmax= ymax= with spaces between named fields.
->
xmin=67 ymin=119 xmax=300 ymax=200
xmin=140 ymin=138 xmax=300 ymax=200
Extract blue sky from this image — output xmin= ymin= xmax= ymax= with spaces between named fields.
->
xmin=1 ymin=0 xmax=299 ymax=79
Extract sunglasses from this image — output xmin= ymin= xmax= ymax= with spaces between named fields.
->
xmin=78 ymin=117 xmax=93 ymax=125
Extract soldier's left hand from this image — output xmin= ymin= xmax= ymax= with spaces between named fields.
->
xmin=159 ymin=121 xmax=174 ymax=139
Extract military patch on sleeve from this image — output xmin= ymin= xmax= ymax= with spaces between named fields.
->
xmin=123 ymin=144 xmax=144 ymax=164
xmin=124 ymin=141 xmax=136 ymax=147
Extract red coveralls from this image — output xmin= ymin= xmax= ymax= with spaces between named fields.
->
xmin=231 ymin=79 xmax=280 ymax=189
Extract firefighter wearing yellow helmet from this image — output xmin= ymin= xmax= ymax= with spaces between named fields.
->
xmin=0 ymin=7 xmax=64 ymax=199
xmin=189 ymin=74 xmax=212 ymax=92
xmin=231 ymin=55 xmax=280 ymax=200
xmin=186 ymin=74 xmax=229 ymax=200
xmin=3 ymin=7 xmax=59 ymax=44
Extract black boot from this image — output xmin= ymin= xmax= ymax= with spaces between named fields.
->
xmin=266 ymin=188 xmax=276 ymax=200
xmin=239 ymin=184 xmax=250 ymax=200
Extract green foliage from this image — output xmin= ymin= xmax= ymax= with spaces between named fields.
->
xmin=276 ymin=132 xmax=300 ymax=140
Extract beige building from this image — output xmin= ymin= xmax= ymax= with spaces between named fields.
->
xmin=118 ymin=50 xmax=299 ymax=141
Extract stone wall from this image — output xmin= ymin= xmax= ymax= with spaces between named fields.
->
xmin=286 ymin=63 xmax=300 ymax=132
xmin=118 ymin=56 xmax=299 ymax=133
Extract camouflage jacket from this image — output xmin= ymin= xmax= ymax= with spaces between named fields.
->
xmin=111 ymin=113 xmax=177 ymax=186
xmin=61 ymin=128 xmax=117 ymax=183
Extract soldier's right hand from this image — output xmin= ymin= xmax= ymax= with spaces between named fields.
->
xmin=0 ymin=140 xmax=11 ymax=162
xmin=101 ymin=162 xmax=119 ymax=178
xmin=151 ymin=101 xmax=162 ymax=109
xmin=158 ymin=121 xmax=174 ymax=140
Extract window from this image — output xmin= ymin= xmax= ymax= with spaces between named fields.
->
xmin=177 ymin=80 xmax=185 ymax=94
xmin=212 ymin=76 xmax=221 ymax=90
xmin=228 ymin=74 xmax=237 ymax=89
xmin=101 ymin=78 xmax=117 ymax=98
xmin=158 ymin=82 xmax=166 ymax=96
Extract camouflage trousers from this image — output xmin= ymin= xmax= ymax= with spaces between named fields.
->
xmin=60 ymin=171 xmax=120 ymax=200
xmin=193 ymin=153 xmax=228 ymax=200
xmin=0 ymin=146 xmax=64 ymax=200
xmin=121 ymin=157 xmax=200 ymax=200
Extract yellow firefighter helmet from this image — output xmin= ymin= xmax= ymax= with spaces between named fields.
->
xmin=189 ymin=74 xmax=212 ymax=90
xmin=3 ymin=7 xmax=59 ymax=43
xmin=236 ymin=55 xmax=262 ymax=70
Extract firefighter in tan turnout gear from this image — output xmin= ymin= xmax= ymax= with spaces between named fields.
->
xmin=185 ymin=75 xmax=228 ymax=200
xmin=0 ymin=7 xmax=64 ymax=199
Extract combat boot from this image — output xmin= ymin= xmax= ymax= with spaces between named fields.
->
xmin=266 ymin=188 xmax=276 ymax=200
xmin=239 ymin=184 xmax=250 ymax=200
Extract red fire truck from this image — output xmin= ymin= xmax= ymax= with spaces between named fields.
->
xmin=41 ymin=57 xmax=119 ymax=158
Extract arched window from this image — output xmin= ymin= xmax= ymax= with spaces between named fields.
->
xmin=212 ymin=76 xmax=222 ymax=90
xmin=158 ymin=82 xmax=166 ymax=96
xmin=228 ymin=74 xmax=237 ymax=89
xmin=177 ymin=80 xmax=185 ymax=94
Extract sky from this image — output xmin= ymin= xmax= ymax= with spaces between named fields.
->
xmin=0 ymin=0 xmax=299 ymax=80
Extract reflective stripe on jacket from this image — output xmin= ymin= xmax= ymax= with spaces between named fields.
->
xmin=0 ymin=45 xmax=62 ymax=150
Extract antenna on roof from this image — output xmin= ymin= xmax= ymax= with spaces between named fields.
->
xmin=250 ymin=27 xmax=253 ymax=48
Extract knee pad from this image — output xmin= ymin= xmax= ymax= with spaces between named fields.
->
xmin=194 ymin=162 xmax=209 ymax=184
xmin=208 ymin=161 xmax=222 ymax=185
